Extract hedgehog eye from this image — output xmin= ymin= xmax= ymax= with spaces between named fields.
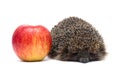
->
xmin=90 ymin=53 xmax=96 ymax=57
xmin=71 ymin=52 xmax=78 ymax=57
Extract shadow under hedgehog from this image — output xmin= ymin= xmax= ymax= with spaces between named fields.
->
xmin=48 ymin=17 xmax=107 ymax=63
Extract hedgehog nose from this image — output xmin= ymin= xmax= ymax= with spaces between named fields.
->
xmin=79 ymin=58 xmax=89 ymax=63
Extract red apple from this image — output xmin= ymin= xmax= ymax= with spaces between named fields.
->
xmin=12 ymin=25 xmax=52 ymax=62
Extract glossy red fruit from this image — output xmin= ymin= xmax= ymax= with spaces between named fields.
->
xmin=12 ymin=25 xmax=52 ymax=61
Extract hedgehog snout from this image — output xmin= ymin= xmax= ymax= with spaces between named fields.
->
xmin=79 ymin=58 xmax=89 ymax=63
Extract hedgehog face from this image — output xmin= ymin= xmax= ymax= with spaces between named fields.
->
xmin=65 ymin=50 xmax=99 ymax=63
xmin=56 ymin=47 xmax=100 ymax=63
xmin=71 ymin=51 xmax=91 ymax=63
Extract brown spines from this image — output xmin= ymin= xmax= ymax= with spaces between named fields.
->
xmin=49 ymin=17 xmax=107 ymax=63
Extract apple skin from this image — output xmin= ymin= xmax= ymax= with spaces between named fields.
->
xmin=12 ymin=25 xmax=52 ymax=62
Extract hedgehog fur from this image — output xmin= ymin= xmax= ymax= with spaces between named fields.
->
xmin=48 ymin=17 xmax=107 ymax=63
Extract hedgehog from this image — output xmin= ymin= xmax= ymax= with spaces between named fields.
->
xmin=48 ymin=17 xmax=107 ymax=63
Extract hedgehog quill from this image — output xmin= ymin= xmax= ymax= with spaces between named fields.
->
xmin=48 ymin=17 xmax=107 ymax=63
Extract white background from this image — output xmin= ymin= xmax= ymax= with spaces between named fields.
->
xmin=0 ymin=0 xmax=120 ymax=80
